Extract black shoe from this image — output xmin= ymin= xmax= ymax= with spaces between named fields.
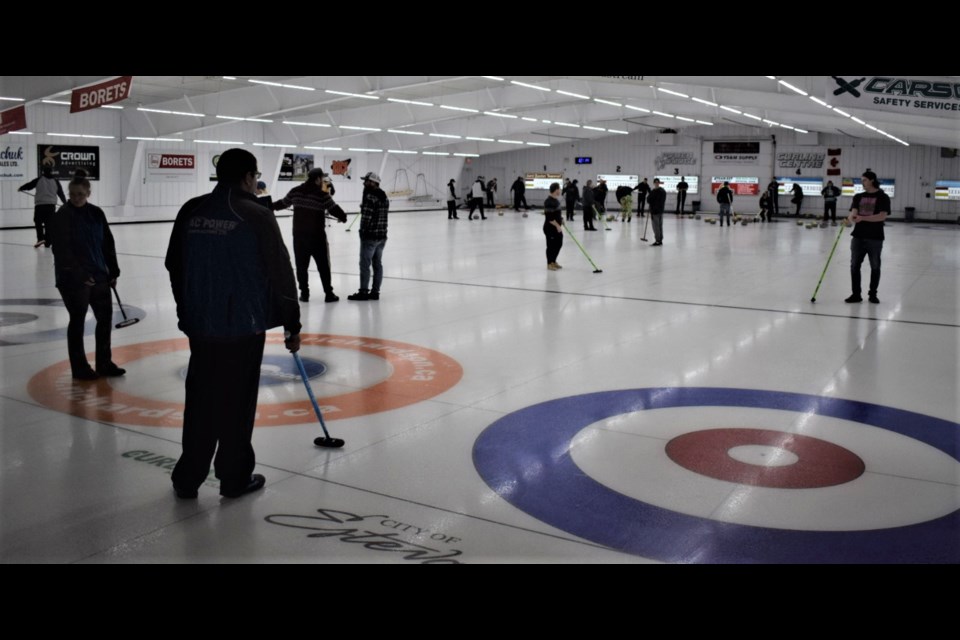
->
xmin=173 ymin=484 xmax=198 ymax=499
xmin=220 ymin=474 xmax=265 ymax=498
xmin=96 ymin=364 xmax=126 ymax=377
xmin=652 ymin=241 xmax=663 ymax=246
xmin=72 ymin=369 xmax=99 ymax=381
xmin=325 ymin=292 xmax=339 ymax=303
xmin=348 ymin=290 xmax=370 ymax=301
xmin=845 ymin=294 xmax=863 ymax=303
xmin=868 ymin=294 xmax=880 ymax=304
xmin=369 ymin=290 xmax=380 ymax=301
xmin=299 ymin=293 xmax=309 ymax=302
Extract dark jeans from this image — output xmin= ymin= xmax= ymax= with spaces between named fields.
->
xmin=447 ymin=200 xmax=458 ymax=218
xmin=486 ymin=192 xmax=495 ymax=207
xmin=469 ymin=198 xmax=486 ymax=219
xmin=58 ymin=282 xmax=113 ymax=376
xmin=35 ymin=204 xmax=55 ymax=244
xmin=676 ymin=191 xmax=687 ymax=213
xmin=294 ymin=233 xmax=333 ymax=296
xmin=566 ymin=199 xmax=576 ymax=221
xmin=172 ymin=333 xmax=265 ymax=494
xmin=793 ymin=196 xmax=803 ymax=216
xmin=651 ymin=212 xmax=664 ymax=242
xmin=636 ymin=193 xmax=647 ymax=214
xmin=513 ymin=194 xmax=528 ymax=210
xmin=770 ymin=192 xmax=779 ymax=216
xmin=545 ymin=231 xmax=563 ymax=264
xmin=824 ymin=201 xmax=837 ymax=222
xmin=360 ymin=238 xmax=387 ymax=292
xmin=583 ymin=204 xmax=597 ymax=230
xmin=850 ymin=237 xmax=883 ymax=295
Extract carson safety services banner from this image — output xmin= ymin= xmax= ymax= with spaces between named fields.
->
xmin=825 ymin=75 xmax=960 ymax=120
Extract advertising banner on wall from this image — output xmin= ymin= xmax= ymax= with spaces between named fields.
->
xmin=524 ymin=172 xmax=564 ymax=189
xmin=0 ymin=105 xmax=27 ymax=135
xmin=826 ymin=75 xmax=960 ymax=120
xmin=710 ymin=177 xmax=760 ymax=196
xmin=654 ymin=175 xmax=699 ymax=194
xmin=596 ymin=174 xmax=638 ymax=189
xmin=776 ymin=176 xmax=823 ymax=196
xmin=327 ymin=157 xmax=352 ymax=181
xmin=0 ymin=144 xmax=28 ymax=180
xmin=37 ymin=144 xmax=100 ymax=180
xmin=71 ymin=76 xmax=133 ymax=113
xmin=279 ymin=153 xmax=314 ymax=181
xmin=146 ymin=151 xmax=196 ymax=182
xmin=841 ymin=177 xmax=897 ymax=198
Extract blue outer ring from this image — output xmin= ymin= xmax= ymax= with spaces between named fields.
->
xmin=0 ymin=298 xmax=147 ymax=346
xmin=472 ymin=387 xmax=960 ymax=563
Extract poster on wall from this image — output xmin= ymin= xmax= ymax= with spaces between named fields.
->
xmin=776 ymin=176 xmax=823 ymax=196
xmin=524 ymin=172 xmax=564 ymax=189
xmin=37 ymin=144 xmax=99 ymax=180
xmin=328 ymin=158 xmax=352 ymax=181
xmin=654 ymin=175 xmax=699 ymax=194
xmin=841 ymin=177 xmax=897 ymax=198
xmin=0 ymin=105 xmax=27 ymax=135
xmin=710 ymin=177 xmax=760 ymax=196
xmin=208 ymin=150 xmax=261 ymax=182
xmin=0 ymin=144 xmax=28 ymax=180
xmin=145 ymin=151 xmax=196 ymax=183
xmin=596 ymin=174 xmax=638 ymax=189
xmin=279 ymin=153 xmax=314 ymax=181
xmin=934 ymin=180 xmax=960 ymax=201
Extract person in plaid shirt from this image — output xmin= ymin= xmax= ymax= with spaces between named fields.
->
xmin=348 ymin=172 xmax=389 ymax=301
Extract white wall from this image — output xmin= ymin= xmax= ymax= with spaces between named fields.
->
xmin=468 ymin=125 xmax=960 ymax=221
xmin=0 ymin=104 xmax=464 ymax=227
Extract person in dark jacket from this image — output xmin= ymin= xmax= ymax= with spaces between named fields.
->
xmin=648 ymin=178 xmax=667 ymax=245
xmin=446 ymin=178 xmax=459 ymax=219
xmin=766 ymin=178 xmax=780 ymax=218
xmin=348 ymin=172 xmax=390 ymax=301
xmin=676 ymin=177 xmax=689 ymax=214
xmin=634 ymin=178 xmax=650 ymax=217
xmin=844 ymin=170 xmax=889 ymax=304
xmin=791 ymin=182 xmax=804 ymax=216
xmin=717 ymin=181 xmax=734 ymax=227
xmin=822 ymin=180 xmax=841 ymax=225
xmin=165 ymin=148 xmax=301 ymax=500
xmin=562 ymin=179 xmax=579 ymax=221
xmin=616 ymin=184 xmax=633 ymax=222
xmin=486 ymin=178 xmax=497 ymax=207
xmin=581 ymin=180 xmax=597 ymax=231
xmin=594 ymin=179 xmax=609 ymax=220
xmin=19 ymin=166 xmax=66 ymax=247
xmin=759 ymin=190 xmax=772 ymax=222
xmin=511 ymin=176 xmax=528 ymax=211
xmin=48 ymin=170 xmax=122 ymax=380
xmin=543 ymin=183 xmax=564 ymax=270
xmin=272 ymin=168 xmax=347 ymax=303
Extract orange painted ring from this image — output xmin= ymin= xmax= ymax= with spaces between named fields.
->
xmin=28 ymin=333 xmax=463 ymax=427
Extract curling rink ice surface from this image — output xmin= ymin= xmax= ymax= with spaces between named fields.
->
xmin=1 ymin=210 xmax=958 ymax=564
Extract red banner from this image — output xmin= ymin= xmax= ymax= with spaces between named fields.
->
xmin=0 ymin=105 xmax=27 ymax=135
xmin=70 ymin=76 xmax=133 ymax=113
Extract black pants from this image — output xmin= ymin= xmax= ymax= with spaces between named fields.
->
xmin=172 ymin=333 xmax=265 ymax=494
xmin=34 ymin=204 xmax=55 ymax=244
xmin=676 ymin=191 xmax=687 ymax=213
xmin=447 ymin=200 xmax=458 ymax=219
xmin=58 ymin=282 xmax=113 ymax=376
xmin=850 ymin=237 xmax=883 ymax=296
xmin=770 ymin=192 xmax=779 ymax=216
xmin=294 ymin=233 xmax=333 ymax=297
xmin=513 ymin=194 xmax=528 ymax=210
xmin=583 ymin=205 xmax=597 ymax=230
xmin=469 ymin=198 xmax=486 ymax=219
xmin=566 ymin=199 xmax=576 ymax=221
xmin=636 ymin=194 xmax=647 ymax=214
xmin=794 ymin=197 xmax=803 ymax=216
xmin=545 ymin=231 xmax=563 ymax=264
xmin=486 ymin=192 xmax=495 ymax=207
xmin=824 ymin=201 xmax=837 ymax=222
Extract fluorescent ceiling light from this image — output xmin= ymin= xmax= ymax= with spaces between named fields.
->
xmin=556 ymin=90 xmax=589 ymax=99
xmin=326 ymin=90 xmax=379 ymax=100
xmin=511 ymin=81 xmax=550 ymax=91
